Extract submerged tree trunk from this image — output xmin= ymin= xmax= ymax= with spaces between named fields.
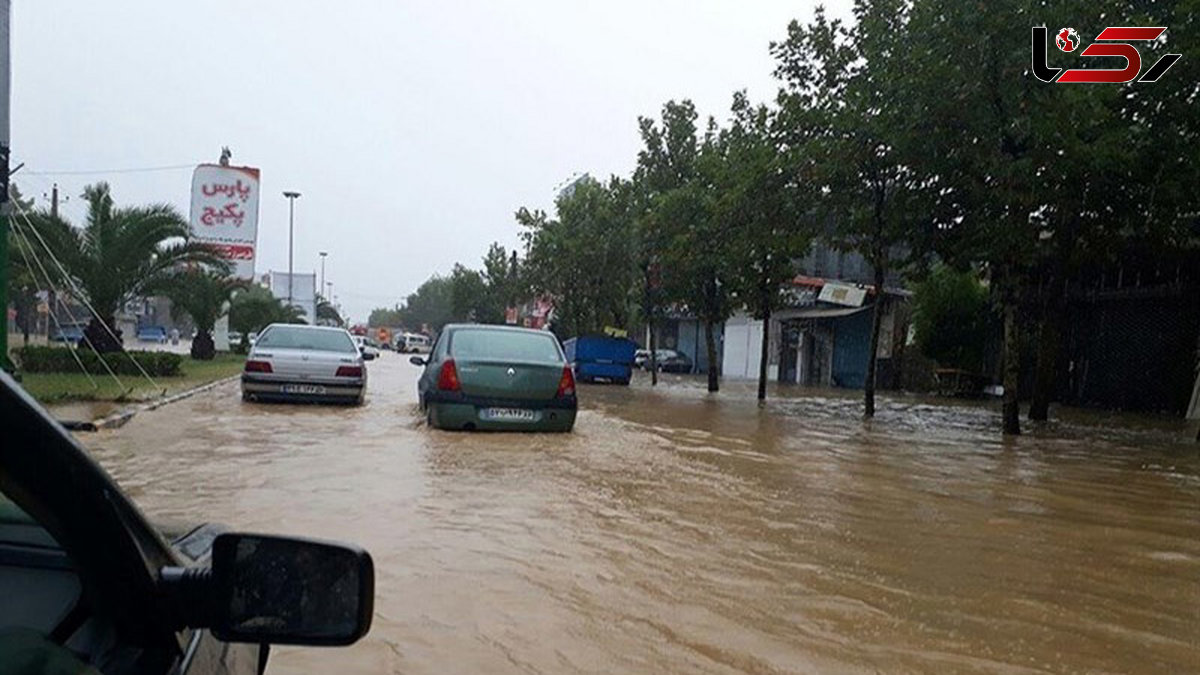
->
xmin=1001 ymin=292 xmax=1021 ymax=435
xmin=84 ymin=316 xmax=123 ymax=353
xmin=191 ymin=330 xmax=216 ymax=360
xmin=757 ymin=302 xmax=771 ymax=402
xmin=864 ymin=264 xmax=887 ymax=418
xmin=704 ymin=319 xmax=719 ymax=393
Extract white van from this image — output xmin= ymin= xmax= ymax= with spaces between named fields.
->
xmin=397 ymin=332 xmax=431 ymax=353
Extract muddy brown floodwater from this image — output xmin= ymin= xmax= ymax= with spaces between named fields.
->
xmin=81 ymin=353 xmax=1200 ymax=674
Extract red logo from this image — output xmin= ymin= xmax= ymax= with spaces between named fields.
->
xmin=1032 ymin=26 xmax=1182 ymax=83
xmin=1056 ymin=27 xmax=1080 ymax=52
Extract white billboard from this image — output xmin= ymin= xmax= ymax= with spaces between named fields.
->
xmin=189 ymin=164 xmax=261 ymax=279
xmin=269 ymin=271 xmax=317 ymax=325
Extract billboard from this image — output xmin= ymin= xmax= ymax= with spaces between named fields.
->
xmin=189 ymin=164 xmax=261 ymax=279
xmin=269 ymin=271 xmax=317 ymax=325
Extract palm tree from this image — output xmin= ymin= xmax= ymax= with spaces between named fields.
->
xmin=160 ymin=268 xmax=245 ymax=360
xmin=316 ymin=296 xmax=343 ymax=327
xmin=27 ymin=183 xmax=227 ymax=352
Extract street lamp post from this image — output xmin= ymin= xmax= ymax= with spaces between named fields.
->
xmin=319 ymin=251 xmax=328 ymax=299
xmin=283 ymin=191 xmax=301 ymax=310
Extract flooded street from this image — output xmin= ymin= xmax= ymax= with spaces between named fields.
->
xmin=81 ymin=352 xmax=1200 ymax=674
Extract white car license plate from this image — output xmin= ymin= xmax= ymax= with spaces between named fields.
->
xmin=481 ymin=407 xmax=537 ymax=422
xmin=282 ymin=384 xmax=326 ymax=395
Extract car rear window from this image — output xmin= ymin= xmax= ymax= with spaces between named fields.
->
xmin=257 ymin=326 xmax=357 ymax=353
xmin=450 ymin=329 xmax=562 ymax=362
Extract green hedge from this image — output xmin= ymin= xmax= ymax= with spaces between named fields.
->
xmin=15 ymin=345 xmax=183 ymax=377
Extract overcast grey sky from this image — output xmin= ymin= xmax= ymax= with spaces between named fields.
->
xmin=13 ymin=1 xmax=852 ymax=322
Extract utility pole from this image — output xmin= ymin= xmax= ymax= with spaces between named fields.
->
xmin=319 ymin=251 xmax=327 ymax=299
xmin=282 ymin=191 xmax=301 ymax=310
xmin=0 ymin=0 xmax=12 ymax=372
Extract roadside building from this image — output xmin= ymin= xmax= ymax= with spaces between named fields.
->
xmin=722 ymin=275 xmax=911 ymax=389
xmin=651 ymin=310 xmax=723 ymax=375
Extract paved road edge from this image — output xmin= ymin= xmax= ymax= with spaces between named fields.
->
xmin=84 ymin=375 xmax=241 ymax=432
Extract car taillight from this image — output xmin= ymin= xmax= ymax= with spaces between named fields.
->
xmin=437 ymin=359 xmax=461 ymax=391
xmin=244 ymin=360 xmax=272 ymax=373
xmin=336 ymin=365 xmax=364 ymax=378
xmin=556 ymin=366 xmax=575 ymax=398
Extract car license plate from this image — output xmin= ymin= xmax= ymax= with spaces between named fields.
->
xmin=282 ymin=384 xmax=326 ymax=395
xmin=481 ymin=407 xmax=537 ymax=422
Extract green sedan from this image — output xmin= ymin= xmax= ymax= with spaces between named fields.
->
xmin=412 ymin=324 xmax=577 ymax=432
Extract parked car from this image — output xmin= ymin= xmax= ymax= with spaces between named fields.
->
xmin=242 ymin=324 xmax=368 ymax=404
xmin=633 ymin=348 xmax=650 ymax=369
xmin=49 ymin=325 xmax=85 ymax=344
xmin=412 ymin=324 xmax=576 ymax=432
xmin=396 ymin=332 xmax=431 ymax=353
xmin=564 ymin=335 xmax=636 ymax=385
xmin=1 ymin=370 xmax=375 ymax=674
xmin=351 ymin=335 xmax=380 ymax=360
xmin=639 ymin=349 xmax=693 ymax=373
xmin=137 ymin=325 xmax=168 ymax=343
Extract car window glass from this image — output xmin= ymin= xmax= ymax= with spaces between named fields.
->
xmin=450 ymin=330 xmax=562 ymax=362
xmin=257 ymin=327 xmax=357 ymax=353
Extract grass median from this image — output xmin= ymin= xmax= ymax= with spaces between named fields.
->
xmin=18 ymin=352 xmax=246 ymax=404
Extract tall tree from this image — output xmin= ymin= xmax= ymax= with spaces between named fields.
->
xmin=723 ymin=93 xmax=816 ymax=402
xmin=773 ymin=0 xmax=925 ymax=416
xmin=25 ymin=183 xmax=225 ymax=352
xmin=635 ymin=100 xmax=704 ymax=383
xmin=906 ymin=0 xmax=1199 ymax=433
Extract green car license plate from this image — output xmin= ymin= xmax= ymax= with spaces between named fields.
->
xmin=480 ymin=407 xmax=538 ymax=422
xmin=282 ymin=384 xmax=326 ymax=395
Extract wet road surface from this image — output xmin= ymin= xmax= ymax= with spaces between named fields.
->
xmin=82 ymin=352 xmax=1200 ymax=674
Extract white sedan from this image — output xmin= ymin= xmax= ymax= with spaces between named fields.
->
xmin=241 ymin=324 xmax=367 ymax=404
xmin=351 ymin=335 xmax=381 ymax=360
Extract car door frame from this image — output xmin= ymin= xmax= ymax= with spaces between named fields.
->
xmin=1 ymin=371 xmax=191 ymax=659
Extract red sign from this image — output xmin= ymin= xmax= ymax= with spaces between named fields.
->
xmin=1032 ymin=26 xmax=1182 ymax=84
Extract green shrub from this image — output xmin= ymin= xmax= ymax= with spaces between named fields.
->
xmin=15 ymin=345 xmax=183 ymax=377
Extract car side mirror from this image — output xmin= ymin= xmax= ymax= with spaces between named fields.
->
xmin=162 ymin=533 xmax=374 ymax=646
xmin=409 ymin=355 xmax=426 ymax=366
xmin=361 ymin=350 xmax=376 ymax=361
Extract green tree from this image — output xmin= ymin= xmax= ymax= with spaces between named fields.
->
xmin=634 ymin=100 xmax=704 ymax=383
xmin=160 ymin=268 xmax=245 ymax=360
xmin=518 ymin=176 xmax=636 ymax=339
xmin=316 ymin=296 xmax=343 ymax=327
xmin=905 ymin=0 xmax=1199 ymax=433
xmin=25 ymin=183 xmax=226 ymax=352
xmin=773 ymin=0 xmax=925 ymax=416
xmin=449 ymin=264 xmax=490 ymax=322
xmin=722 ymin=94 xmax=816 ymax=402
xmin=229 ymin=284 xmax=303 ymax=352
xmin=911 ymin=265 xmax=992 ymax=373
xmin=397 ymin=275 xmax=455 ymax=332
xmin=368 ymin=305 xmax=403 ymax=328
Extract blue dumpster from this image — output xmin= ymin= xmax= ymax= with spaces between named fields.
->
xmin=563 ymin=336 xmax=636 ymax=385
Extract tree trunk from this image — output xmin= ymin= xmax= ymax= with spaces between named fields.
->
xmin=648 ymin=319 xmax=658 ymax=386
xmin=757 ymin=304 xmax=771 ymax=402
xmin=1029 ymin=285 xmax=1063 ymax=422
xmin=191 ymin=330 xmax=216 ymax=360
xmin=705 ymin=319 xmax=719 ymax=393
xmin=1001 ymin=295 xmax=1021 ymax=435
xmin=864 ymin=264 xmax=887 ymax=417
xmin=84 ymin=317 xmax=123 ymax=353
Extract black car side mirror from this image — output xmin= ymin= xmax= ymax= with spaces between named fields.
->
xmin=163 ymin=533 xmax=374 ymax=646
xmin=361 ymin=350 xmax=377 ymax=361
xmin=409 ymin=356 xmax=426 ymax=366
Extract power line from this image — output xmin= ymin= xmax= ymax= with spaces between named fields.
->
xmin=20 ymin=162 xmax=196 ymax=176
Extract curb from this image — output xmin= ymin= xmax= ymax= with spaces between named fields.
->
xmin=88 ymin=375 xmax=241 ymax=431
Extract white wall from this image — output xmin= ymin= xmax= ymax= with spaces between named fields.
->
xmin=723 ymin=314 xmax=761 ymax=380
